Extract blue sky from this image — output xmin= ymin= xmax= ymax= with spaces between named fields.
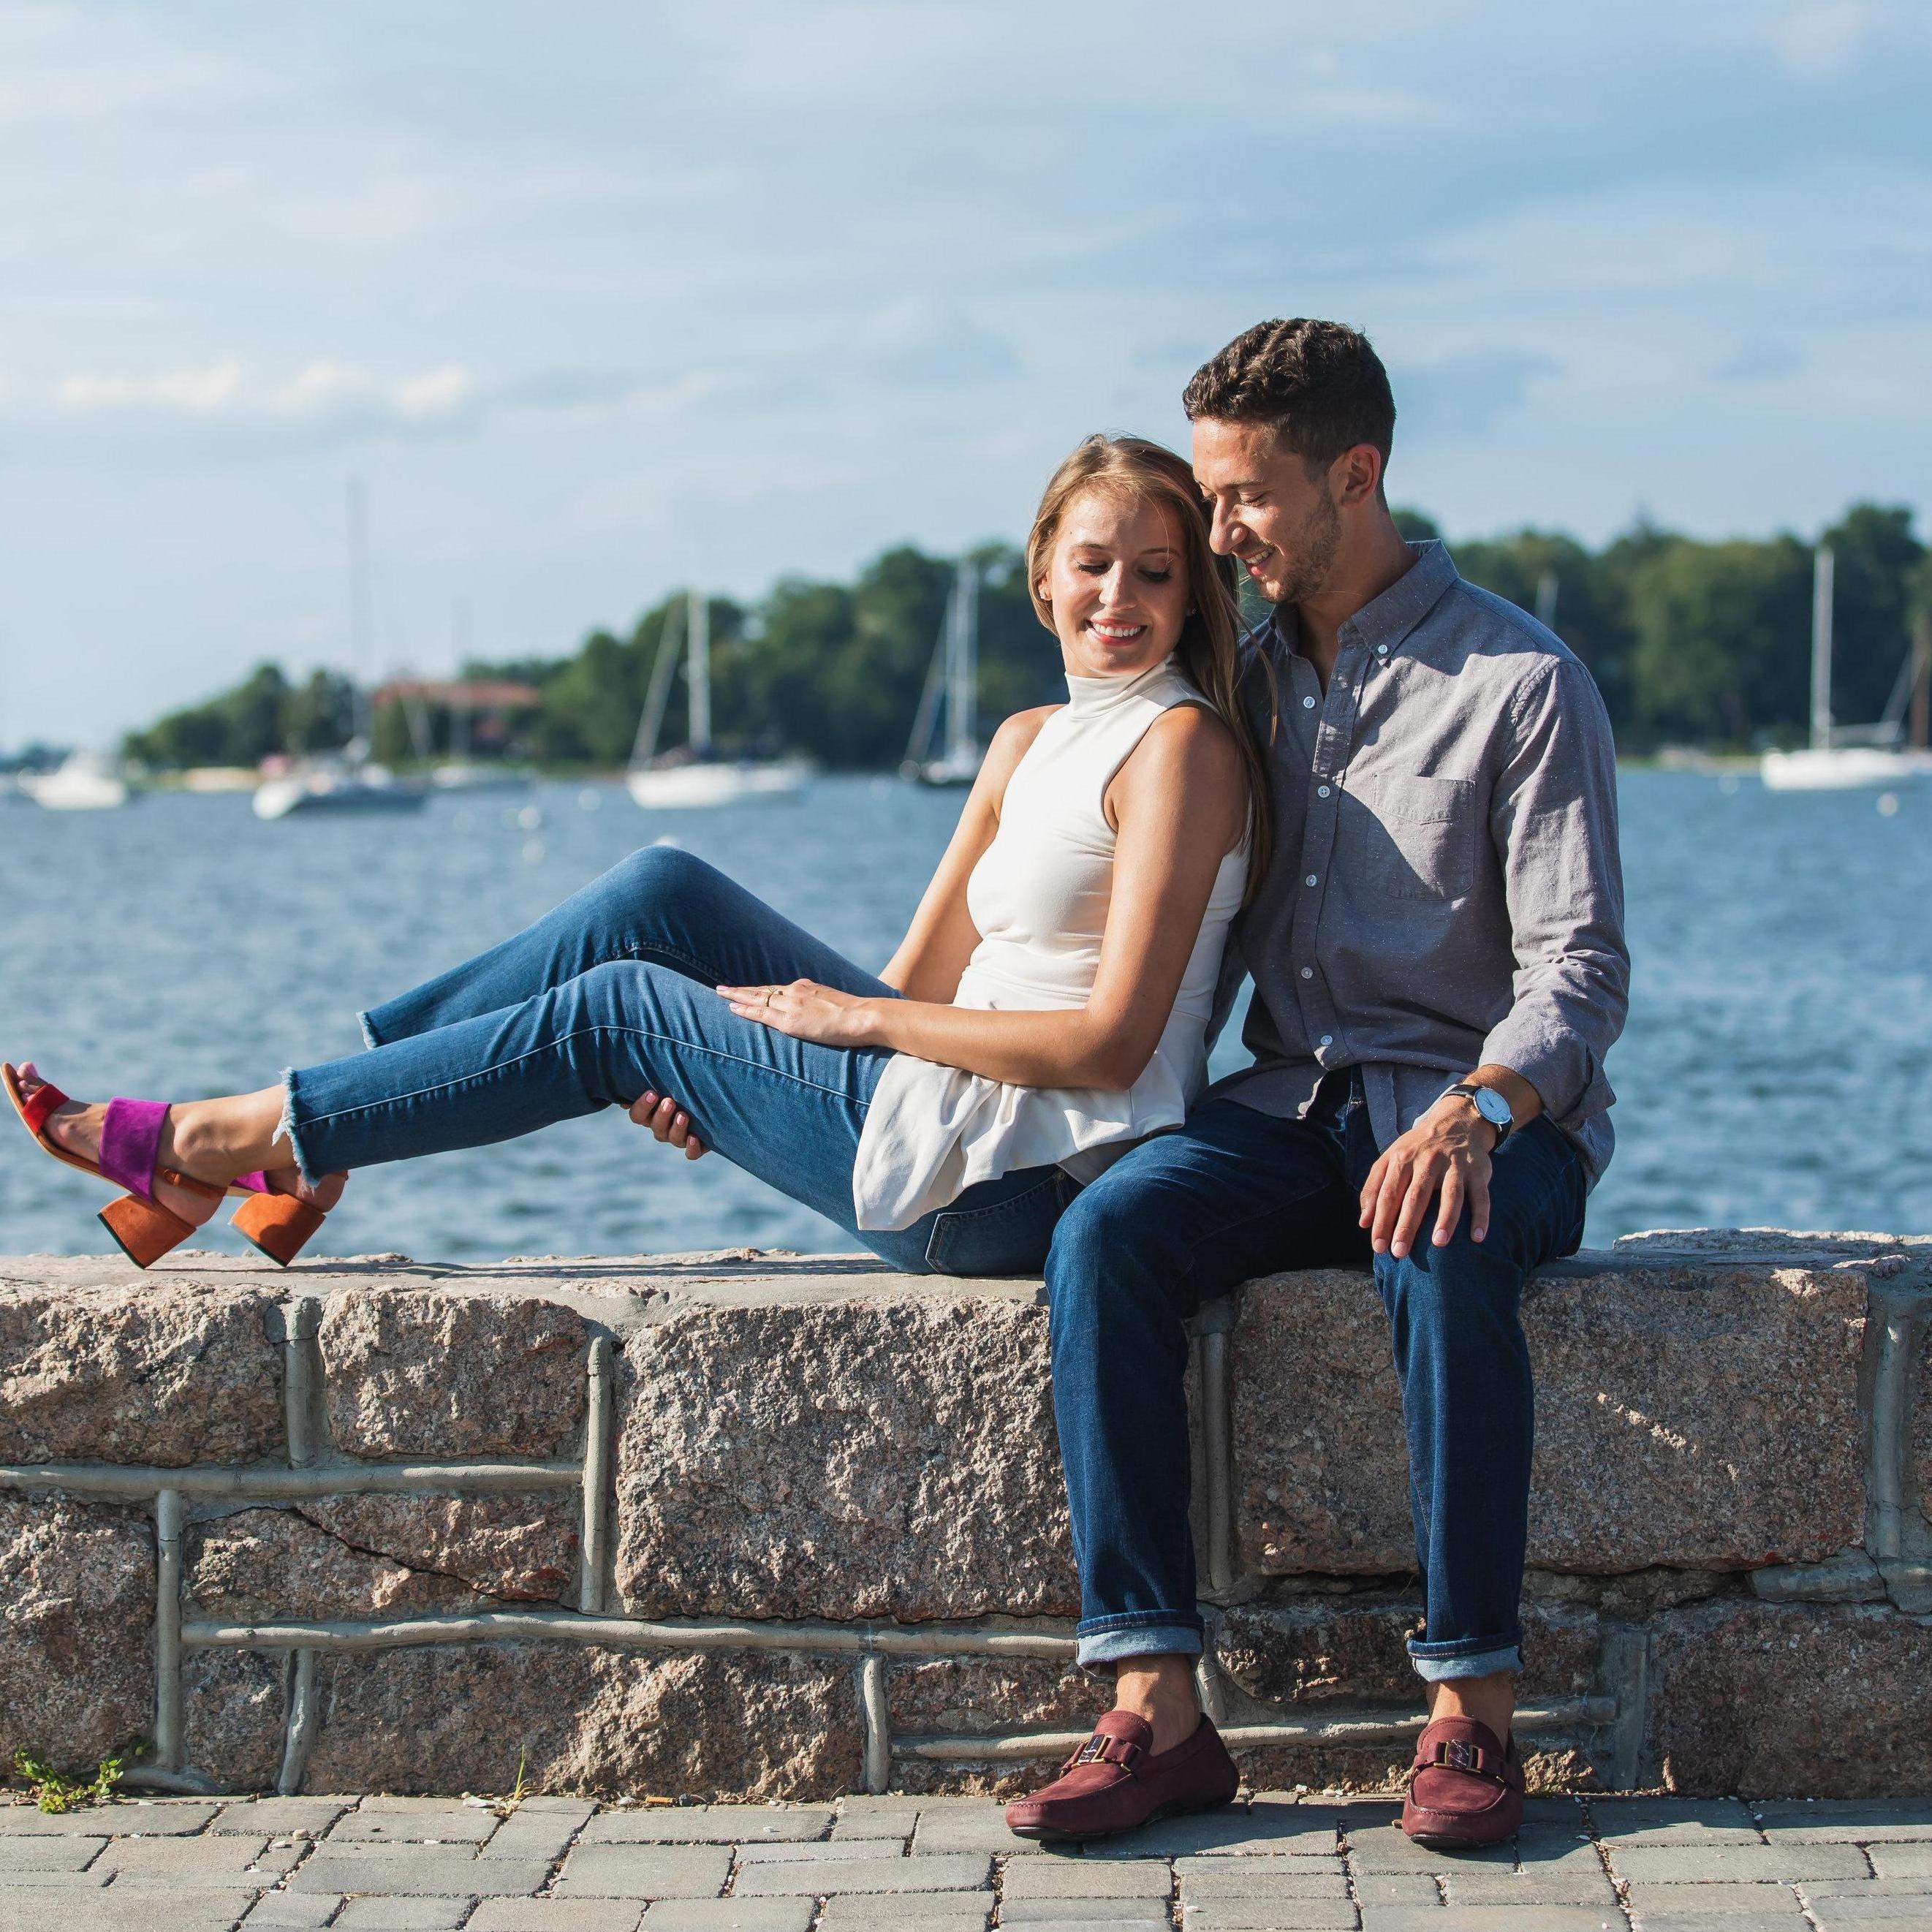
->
xmin=1 ymin=1 xmax=1928 ymax=747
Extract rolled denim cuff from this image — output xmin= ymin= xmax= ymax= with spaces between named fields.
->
xmin=1075 ymin=1620 xmax=1204 ymax=1674
xmin=1409 ymin=1642 xmax=1521 ymax=1683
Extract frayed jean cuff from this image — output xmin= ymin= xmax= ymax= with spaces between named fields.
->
xmin=357 ymin=1010 xmax=383 ymax=1050
xmin=278 ymin=1069 xmax=319 ymax=1187
xmin=1076 ymin=1620 xmax=1203 ymax=1674
xmin=1409 ymin=1642 xmax=1521 ymax=1683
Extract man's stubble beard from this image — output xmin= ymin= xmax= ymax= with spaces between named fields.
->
xmin=1270 ymin=482 xmax=1342 ymax=610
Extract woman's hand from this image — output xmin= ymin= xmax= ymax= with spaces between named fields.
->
xmin=718 ymin=981 xmax=878 ymax=1048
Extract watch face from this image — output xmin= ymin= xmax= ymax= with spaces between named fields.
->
xmin=1474 ymin=1088 xmax=1512 ymax=1128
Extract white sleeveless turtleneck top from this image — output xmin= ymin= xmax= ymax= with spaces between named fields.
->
xmin=852 ymin=656 xmax=1249 ymax=1232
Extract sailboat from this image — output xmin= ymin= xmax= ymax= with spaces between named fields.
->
xmin=254 ymin=480 xmax=428 ymax=821
xmin=626 ymin=588 xmax=811 ymax=809
xmin=1762 ymin=545 xmax=1932 ymax=791
xmin=21 ymin=751 xmax=131 ymax=811
xmin=901 ymin=560 xmax=982 ymax=787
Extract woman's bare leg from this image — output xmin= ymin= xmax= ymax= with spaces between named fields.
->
xmin=17 ymin=1065 xmax=343 ymax=1228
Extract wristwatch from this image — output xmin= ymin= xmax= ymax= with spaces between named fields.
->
xmin=1445 ymin=1082 xmax=1512 ymax=1149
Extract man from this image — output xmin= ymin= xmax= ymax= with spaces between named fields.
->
xmin=1003 ymin=318 xmax=1628 ymax=1847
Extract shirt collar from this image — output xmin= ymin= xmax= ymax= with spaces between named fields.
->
xmin=1268 ymin=539 xmax=1460 ymax=664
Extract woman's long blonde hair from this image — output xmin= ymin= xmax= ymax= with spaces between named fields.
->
xmin=1024 ymin=433 xmax=1273 ymax=896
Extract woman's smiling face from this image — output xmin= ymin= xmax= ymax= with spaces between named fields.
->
xmin=1039 ymin=488 xmax=1190 ymax=680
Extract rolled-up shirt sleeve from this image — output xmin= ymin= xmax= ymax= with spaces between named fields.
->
xmin=1479 ymin=655 xmax=1629 ymax=1129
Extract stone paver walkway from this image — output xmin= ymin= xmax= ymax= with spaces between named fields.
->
xmin=1 ymin=1791 xmax=1928 ymax=1931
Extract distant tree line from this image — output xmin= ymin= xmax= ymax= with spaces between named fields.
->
xmin=123 ymin=664 xmax=358 ymax=770
xmin=123 ymin=506 xmax=1930 ymax=772
xmin=1395 ymin=502 xmax=1928 ymax=748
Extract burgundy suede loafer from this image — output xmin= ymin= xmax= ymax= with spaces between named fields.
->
xmin=1401 ymin=1714 xmax=1524 ymax=1847
xmin=1004 ymin=1708 xmax=1240 ymax=1842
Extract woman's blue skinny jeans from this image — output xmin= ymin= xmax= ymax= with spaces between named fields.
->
xmin=283 ymin=846 xmax=1075 ymax=1276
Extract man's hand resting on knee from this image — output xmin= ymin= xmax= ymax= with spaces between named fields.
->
xmin=1358 ymin=1067 xmax=1541 ymax=1259
xmin=629 ymin=1091 xmax=705 ymax=1159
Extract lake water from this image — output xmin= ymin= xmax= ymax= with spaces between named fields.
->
xmin=2 ymin=771 xmax=1927 ymax=1261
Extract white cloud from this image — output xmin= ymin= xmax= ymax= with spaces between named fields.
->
xmin=390 ymin=365 xmax=474 ymax=420
xmin=56 ymin=360 xmax=246 ymax=412
xmin=268 ymin=360 xmax=371 ymax=415
xmin=1757 ymin=0 xmax=1929 ymax=75
xmin=48 ymin=358 xmax=478 ymax=430
xmin=0 ymin=3 xmax=289 ymax=126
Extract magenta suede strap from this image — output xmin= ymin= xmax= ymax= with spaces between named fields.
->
xmin=98 ymin=1098 xmax=167 ymax=1201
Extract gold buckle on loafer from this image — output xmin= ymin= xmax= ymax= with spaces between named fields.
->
xmin=1067 ymin=1733 xmax=1143 ymax=1773
xmin=1417 ymin=1737 xmax=1507 ymax=1786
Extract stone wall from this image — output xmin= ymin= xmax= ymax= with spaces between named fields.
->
xmin=1 ymin=1232 xmax=1928 ymax=1803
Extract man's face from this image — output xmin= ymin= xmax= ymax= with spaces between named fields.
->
xmin=1190 ymin=417 xmax=1341 ymax=608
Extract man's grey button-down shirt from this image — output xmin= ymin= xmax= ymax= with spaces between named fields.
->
xmin=1209 ymin=540 xmax=1630 ymax=1186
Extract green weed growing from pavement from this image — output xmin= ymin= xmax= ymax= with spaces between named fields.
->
xmin=490 ymin=1746 xmax=530 ymax=1817
xmin=10 ymin=1746 xmax=125 ymax=1814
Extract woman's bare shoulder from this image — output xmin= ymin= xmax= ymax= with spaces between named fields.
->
xmin=978 ymin=705 xmax=1061 ymax=800
xmin=1131 ymin=700 xmax=1244 ymax=778
xmin=987 ymin=704 xmax=1060 ymax=762
xmin=1109 ymin=701 xmax=1248 ymax=841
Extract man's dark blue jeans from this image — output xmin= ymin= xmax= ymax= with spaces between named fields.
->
xmin=1044 ymin=1069 xmax=1587 ymax=1681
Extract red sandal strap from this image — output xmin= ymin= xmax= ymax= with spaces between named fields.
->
xmin=20 ymin=1077 xmax=70 ymax=1139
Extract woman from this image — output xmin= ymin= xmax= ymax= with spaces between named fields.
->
xmin=8 ymin=435 xmax=1270 ymax=1278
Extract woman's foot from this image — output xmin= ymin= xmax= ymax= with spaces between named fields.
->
xmin=14 ymin=1064 xmax=346 ymax=1226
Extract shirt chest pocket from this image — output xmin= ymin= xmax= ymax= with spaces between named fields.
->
xmin=1357 ymin=774 xmax=1481 ymax=903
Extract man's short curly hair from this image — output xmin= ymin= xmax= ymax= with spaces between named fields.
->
xmin=1183 ymin=319 xmax=1395 ymax=476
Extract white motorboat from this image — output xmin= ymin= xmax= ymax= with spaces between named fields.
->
xmin=901 ymin=560 xmax=982 ymax=788
xmin=626 ymin=753 xmax=814 ymax=810
xmin=21 ymin=753 xmax=130 ymax=811
xmin=253 ymin=755 xmax=428 ymax=820
xmin=626 ymin=588 xmax=811 ymax=809
xmin=1760 ymin=746 xmax=1932 ymax=791
xmin=1762 ymin=546 xmax=1932 ymax=791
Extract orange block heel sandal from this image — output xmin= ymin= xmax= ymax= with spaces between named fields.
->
xmin=4 ymin=1063 xmax=327 ymax=1270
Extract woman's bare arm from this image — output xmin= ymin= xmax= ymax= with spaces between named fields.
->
xmin=629 ymin=705 xmax=1055 ymax=1159
xmin=879 ymin=708 xmax=1055 ymax=1001
xmin=724 ymin=705 xmax=1249 ymax=1091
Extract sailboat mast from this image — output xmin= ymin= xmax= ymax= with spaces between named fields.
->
xmin=1534 ymin=569 xmax=1558 ymax=633
xmin=1811 ymin=544 xmax=1835 ymax=753
xmin=452 ymin=598 xmax=471 ymax=762
xmin=346 ymin=477 xmax=373 ymax=749
xmin=1912 ymin=610 xmax=1931 ymax=752
xmin=687 ymin=588 xmax=711 ymax=753
xmin=947 ymin=562 xmax=978 ymax=765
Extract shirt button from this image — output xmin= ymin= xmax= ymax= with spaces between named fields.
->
xmin=1317 ymin=784 xmax=1331 ymax=798
xmin=1375 ymin=644 xmax=1390 ymax=658
xmin=1301 ymin=695 xmax=1316 ymax=709
xmin=1305 ymin=874 xmax=1318 ymax=887
xmin=1300 ymin=966 xmax=1314 ymax=980
xmin=1319 ymin=1034 xmax=1333 ymax=1047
